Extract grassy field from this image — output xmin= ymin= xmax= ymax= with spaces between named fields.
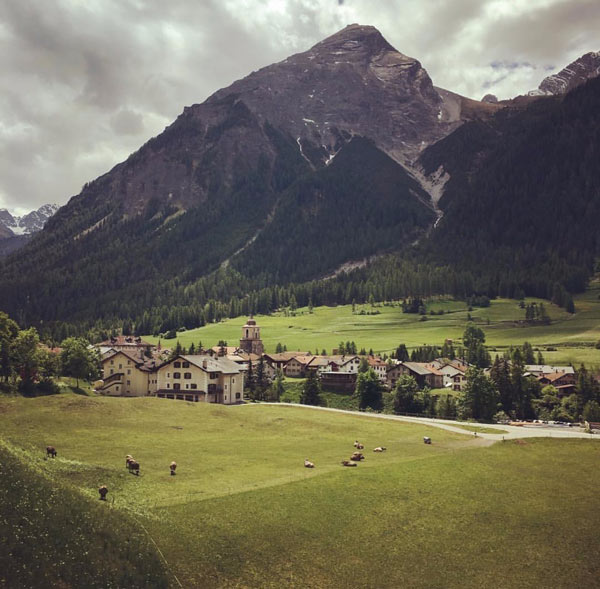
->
xmin=145 ymin=282 xmax=600 ymax=366
xmin=2 ymin=394 xmax=600 ymax=588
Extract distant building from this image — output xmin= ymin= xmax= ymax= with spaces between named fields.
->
xmin=156 ymin=355 xmax=244 ymax=404
xmin=98 ymin=349 xmax=160 ymax=396
xmin=320 ymin=371 xmax=357 ymax=393
xmin=239 ymin=317 xmax=264 ymax=356
xmin=96 ymin=335 xmax=153 ymax=356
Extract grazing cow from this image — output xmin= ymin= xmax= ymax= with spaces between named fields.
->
xmin=423 ymin=437 xmax=432 ymax=445
xmin=98 ymin=485 xmax=108 ymax=501
xmin=170 ymin=461 xmax=177 ymax=476
xmin=46 ymin=446 xmax=57 ymax=458
xmin=350 ymin=452 xmax=365 ymax=461
xmin=373 ymin=447 xmax=387 ymax=452
xmin=341 ymin=460 xmax=357 ymax=467
xmin=304 ymin=459 xmax=315 ymax=468
xmin=125 ymin=454 xmax=133 ymax=468
xmin=128 ymin=460 xmax=140 ymax=475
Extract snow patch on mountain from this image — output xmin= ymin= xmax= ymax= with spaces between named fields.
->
xmin=0 ymin=203 xmax=59 ymax=238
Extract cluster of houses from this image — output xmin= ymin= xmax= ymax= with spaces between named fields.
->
xmin=94 ymin=317 xmax=577 ymax=404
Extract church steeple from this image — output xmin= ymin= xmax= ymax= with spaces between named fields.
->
xmin=240 ymin=316 xmax=264 ymax=355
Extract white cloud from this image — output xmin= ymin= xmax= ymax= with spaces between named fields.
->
xmin=0 ymin=0 xmax=597 ymax=212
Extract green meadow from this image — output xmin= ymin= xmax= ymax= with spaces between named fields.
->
xmin=2 ymin=394 xmax=600 ymax=588
xmin=145 ymin=281 xmax=600 ymax=366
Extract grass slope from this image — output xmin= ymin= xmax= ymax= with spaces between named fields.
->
xmin=2 ymin=394 xmax=600 ymax=588
xmin=146 ymin=281 xmax=600 ymax=366
xmin=0 ymin=441 xmax=168 ymax=588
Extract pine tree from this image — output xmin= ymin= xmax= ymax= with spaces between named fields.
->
xmin=460 ymin=367 xmax=500 ymax=421
xmin=300 ymin=371 xmax=321 ymax=406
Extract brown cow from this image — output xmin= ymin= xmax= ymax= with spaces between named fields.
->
xmin=98 ymin=485 xmax=108 ymax=501
xmin=350 ymin=452 xmax=365 ymax=461
xmin=353 ymin=441 xmax=364 ymax=450
xmin=128 ymin=460 xmax=140 ymax=475
xmin=170 ymin=461 xmax=177 ymax=476
xmin=125 ymin=454 xmax=133 ymax=468
xmin=46 ymin=446 xmax=57 ymax=458
xmin=341 ymin=460 xmax=357 ymax=467
xmin=304 ymin=459 xmax=315 ymax=468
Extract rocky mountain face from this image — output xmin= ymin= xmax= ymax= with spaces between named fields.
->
xmin=0 ymin=204 xmax=58 ymax=257
xmin=72 ymin=24 xmax=488 ymax=220
xmin=529 ymin=51 xmax=600 ymax=96
xmin=0 ymin=204 xmax=59 ymax=237
xmin=0 ymin=24 xmax=598 ymax=329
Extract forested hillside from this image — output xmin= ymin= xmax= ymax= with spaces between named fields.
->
xmin=419 ymin=75 xmax=600 ymax=303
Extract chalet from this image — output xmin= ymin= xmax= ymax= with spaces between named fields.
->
xmin=284 ymin=355 xmax=316 ymax=378
xmin=387 ymin=362 xmax=441 ymax=389
xmin=524 ymin=365 xmax=575 ymax=377
xmin=306 ymin=356 xmax=330 ymax=374
xmin=97 ymin=349 xmax=159 ymax=397
xmin=97 ymin=335 xmax=153 ymax=356
xmin=439 ymin=365 xmax=467 ymax=391
xmin=324 ymin=355 xmax=361 ymax=373
xmin=367 ymin=355 xmax=388 ymax=382
xmin=263 ymin=351 xmax=305 ymax=372
xmin=537 ymin=371 xmax=576 ymax=395
xmin=156 ymin=355 xmax=243 ymax=404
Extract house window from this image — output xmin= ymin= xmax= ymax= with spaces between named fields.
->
xmin=116 ymin=386 xmax=119 ymax=391
xmin=190 ymin=384 xmax=197 ymax=389
xmin=127 ymin=380 xmax=131 ymax=385
xmin=110 ymin=360 xmax=114 ymax=365
xmin=119 ymin=364 xmax=122 ymax=369
xmin=110 ymin=369 xmax=114 ymax=375
xmin=184 ymin=372 xmax=192 ymax=379
xmin=232 ymin=378 xmax=235 ymax=383
xmin=127 ymin=369 xmax=131 ymax=375
xmin=174 ymin=383 xmax=181 ymax=390
xmin=209 ymin=372 xmax=218 ymax=379
xmin=185 ymin=384 xmax=189 ymax=390
xmin=235 ymin=392 xmax=241 ymax=399
xmin=173 ymin=372 xmax=181 ymax=379
xmin=127 ymin=360 xmax=131 ymax=365
xmin=167 ymin=372 xmax=171 ymax=378
xmin=183 ymin=362 xmax=190 ymax=368
xmin=174 ymin=361 xmax=181 ymax=368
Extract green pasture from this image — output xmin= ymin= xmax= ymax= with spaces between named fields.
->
xmin=145 ymin=282 xmax=600 ymax=366
xmin=2 ymin=394 xmax=600 ymax=588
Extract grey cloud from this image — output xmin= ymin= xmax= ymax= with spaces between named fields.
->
xmin=0 ymin=0 xmax=598 ymax=213
xmin=110 ymin=109 xmax=145 ymax=136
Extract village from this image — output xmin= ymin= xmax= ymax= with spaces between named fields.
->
xmin=95 ymin=317 xmax=577 ymax=405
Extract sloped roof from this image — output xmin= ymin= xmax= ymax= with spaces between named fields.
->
xmin=181 ymin=355 xmax=241 ymax=374
xmin=402 ymin=362 xmax=434 ymax=376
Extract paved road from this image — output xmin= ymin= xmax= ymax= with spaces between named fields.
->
xmin=250 ymin=403 xmax=600 ymax=442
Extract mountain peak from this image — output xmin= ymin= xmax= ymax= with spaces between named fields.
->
xmin=311 ymin=24 xmax=409 ymax=61
xmin=530 ymin=50 xmax=600 ymax=96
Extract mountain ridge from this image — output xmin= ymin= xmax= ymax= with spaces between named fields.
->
xmin=0 ymin=25 xmax=599 ymax=335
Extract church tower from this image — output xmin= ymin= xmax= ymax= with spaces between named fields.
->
xmin=239 ymin=316 xmax=264 ymax=355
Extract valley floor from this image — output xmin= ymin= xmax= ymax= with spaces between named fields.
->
xmin=1 ymin=394 xmax=600 ymax=588
xmin=145 ymin=281 xmax=600 ymax=367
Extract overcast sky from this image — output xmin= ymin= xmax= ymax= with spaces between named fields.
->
xmin=1 ymin=0 xmax=598 ymax=214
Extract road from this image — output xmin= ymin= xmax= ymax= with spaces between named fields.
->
xmin=251 ymin=403 xmax=600 ymax=442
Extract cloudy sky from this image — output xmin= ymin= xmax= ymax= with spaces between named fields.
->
xmin=1 ymin=0 xmax=598 ymax=214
